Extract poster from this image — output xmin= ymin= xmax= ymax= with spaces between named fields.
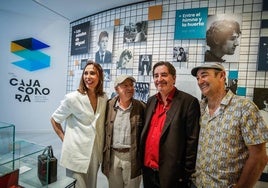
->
xmin=253 ymin=88 xmax=268 ymax=124
xmin=173 ymin=46 xmax=188 ymax=62
xmin=71 ymin=21 xmax=90 ymax=55
xmin=253 ymin=88 xmax=268 ymax=110
xmin=80 ymin=59 xmax=87 ymax=70
xmin=174 ymin=7 xmax=208 ymax=39
xmin=95 ymin=27 xmax=114 ymax=64
xmin=103 ymin=69 xmax=111 ymax=81
xmin=134 ymin=82 xmax=150 ymax=102
xmin=138 ymin=55 xmax=152 ymax=76
xmin=123 ymin=21 xmax=147 ymax=43
xmin=227 ymin=70 xmax=238 ymax=94
xmin=257 ymin=37 xmax=268 ymax=71
xmin=116 ymin=49 xmax=133 ymax=69
xmin=205 ymin=14 xmax=242 ymax=62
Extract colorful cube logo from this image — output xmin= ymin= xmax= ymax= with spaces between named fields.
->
xmin=11 ymin=38 xmax=50 ymax=71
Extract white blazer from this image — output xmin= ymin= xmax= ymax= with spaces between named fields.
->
xmin=52 ymin=91 xmax=107 ymax=173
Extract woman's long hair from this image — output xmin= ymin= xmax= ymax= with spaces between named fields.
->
xmin=77 ymin=60 xmax=105 ymax=96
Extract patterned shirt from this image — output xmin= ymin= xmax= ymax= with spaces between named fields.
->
xmin=194 ymin=90 xmax=268 ymax=188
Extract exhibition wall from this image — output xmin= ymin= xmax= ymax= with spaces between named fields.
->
xmin=0 ymin=0 xmax=268 ymax=132
xmin=67 ymin=0 xmax=268 ymax=117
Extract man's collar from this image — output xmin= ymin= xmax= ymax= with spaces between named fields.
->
xmin=156 ymin=87 xmax=176 ymax=103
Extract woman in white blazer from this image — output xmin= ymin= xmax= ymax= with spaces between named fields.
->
xmin=51 ymin=60 xmax=108 ymax=188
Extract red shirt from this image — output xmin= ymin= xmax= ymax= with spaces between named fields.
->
xmin=144 ymin=87 xmax=175 ymax=169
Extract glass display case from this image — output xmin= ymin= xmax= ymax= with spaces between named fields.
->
xmin=0 ymin=121 xmax=15 ymax=173
xmin=0 ymin=122 xmax=76 ymax=187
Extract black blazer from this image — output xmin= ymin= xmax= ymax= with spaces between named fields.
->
xmin=95 ymin=50 xmax=112 ymax=63
xmin=140 ymin=88 xmax=200 ymax=188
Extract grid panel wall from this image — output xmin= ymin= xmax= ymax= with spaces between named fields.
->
xmin=67 ymin=0 xmax=267 ymax=100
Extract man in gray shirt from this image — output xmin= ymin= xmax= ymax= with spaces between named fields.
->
xmin=102 ymin=75 xmax=146 ymax=188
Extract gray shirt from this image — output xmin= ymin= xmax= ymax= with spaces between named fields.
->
xmin=112 ymin=101 xmax=132 ymax=148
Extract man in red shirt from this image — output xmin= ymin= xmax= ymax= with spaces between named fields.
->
xmin=140 ymin=61 xmax=200 ymax=188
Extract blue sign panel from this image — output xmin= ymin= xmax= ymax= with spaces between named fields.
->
xmin=174 ymin=7 xmax=208 ymax=39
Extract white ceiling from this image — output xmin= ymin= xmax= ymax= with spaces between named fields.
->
xmin=1 ymin=0 xmax=152 ymax=22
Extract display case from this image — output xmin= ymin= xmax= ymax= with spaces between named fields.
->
xmin=0 ymin=122 xmax=44 ymax=177
xmin=0 ymin=121 xmax=15 ymax=173
xmin=0 ymin=122 xmax=76 ymax=187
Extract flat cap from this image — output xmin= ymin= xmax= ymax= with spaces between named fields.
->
xmin=114 ymin=75 xmax=136 ymax=87
xmin=191 ymin=63 xmax=225 ymax=77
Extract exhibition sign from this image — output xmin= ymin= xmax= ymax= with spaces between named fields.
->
xmin=174 ymin=7 xmax=208 ymax=39
xmin=71 ymin=21 xmax=90 ymax=55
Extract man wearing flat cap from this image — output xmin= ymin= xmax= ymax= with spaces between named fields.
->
xmin=102 ymin=75 xmax=146 ymax=188
xmin=191 ymin=63 xmax=268 ymax=188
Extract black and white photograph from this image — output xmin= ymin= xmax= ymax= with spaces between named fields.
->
xmin=205 ymin=14 xmax=242 ymax=63
xmin=116 ymin=49 xmax=133 ymax=69
xmin=227 ymin=78 xmax=238 ymax=94
xmin=134 ymin=82 xmax=150 ymax=102
xmin=138 ymin=54 xmax=152 ymax=76
xmin=253 ymin=88 xmax=268 ymax=124
xmin=103 ymin=69 xmax=111 ymax=81
xmin=123 ymin=21 xmax=147 ymax=43
xmin=227 ymin=70 xmax=239 ymax=94
xmin=80 ymin=58 xmax=87 ymax=70
xmin=173 ymin=46 xmax=188 ymax=62
xmin=95 ymin=27 xmax=114 ymax=64
xmin=253 ymin=88 xmax=268 ymax=111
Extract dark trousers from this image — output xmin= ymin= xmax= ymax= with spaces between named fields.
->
xmin=142 ymin=166 xmax=196 ymax=188
xmin=142 ymin=166 xmax=160 ymax=188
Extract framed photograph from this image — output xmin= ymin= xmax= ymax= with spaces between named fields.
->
xmin=227 ymin=70 xmax=238 ymax=94
xmin=116 ymin=49 xmax=133 ymax=69
xmin=253 ymin=88 xmax=268 ymax=111
xmin=80 ymin=59 xmax=88 ymax=70
xmin=253 ymin=88 xmax=268 ymax=124
xmin=95 ymin=27 xmax=114 ymax=64
xmin=103 ymin=69 xmax=111 ymax=81
xmin=134 ymin=82 xmax=150 ymax=102
xmin=205 ymin=14 xmax=242 ymax=62
xmin=173 ymin=46 xmax=188 ymax=62
xmin=138 ymin=54 xmax=152 ymax=76
xmin=123 ymin=21 xmax=147 ymax=43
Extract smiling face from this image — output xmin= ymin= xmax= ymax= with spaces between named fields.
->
xmin=153 ymin=65 xmax=175 ymax=96
xmin=196 ymin=68 xmax=225 ymax=97
xmin=116 ymin=78 xmax=135 ymax=100
xmin=83 ymin=64 xmax=100 ymax=92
